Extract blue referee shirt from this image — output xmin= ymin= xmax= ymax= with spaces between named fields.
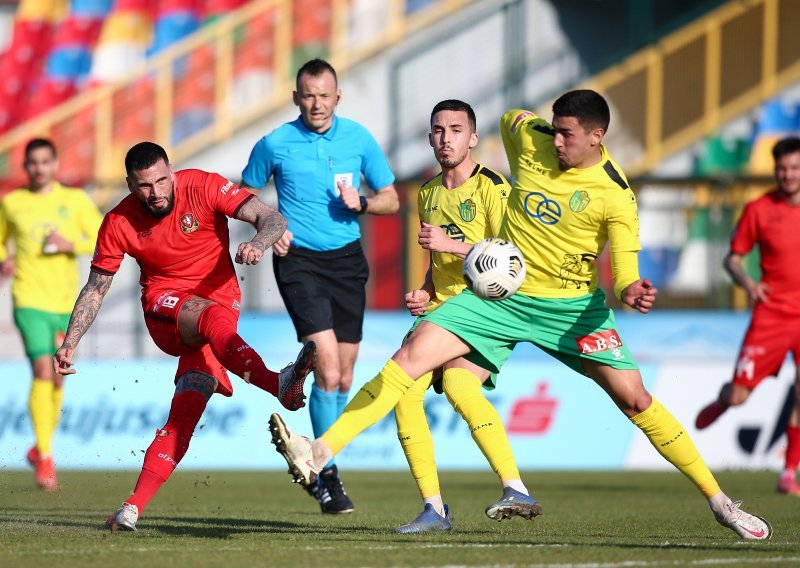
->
xmin=242 ymin=115 xmax=396 ymax=251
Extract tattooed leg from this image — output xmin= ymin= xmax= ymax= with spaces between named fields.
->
xmin=175 ymin=370 xmax=218 ymax=401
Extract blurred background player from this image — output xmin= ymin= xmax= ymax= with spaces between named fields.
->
xmin=241 ymin=58 xmax=398 ymax=514
xmin=695 ymin=136 xmax=800 ymax=496
xmin=54 ymin=142 xmax=315 ymax=531
xmin=395 ymin=99 xmax=537 ymax=533
xmin=0 ymin=138 xmax=102 ymax=491
xmin=270 ymin=90 xmax=772 ymax=541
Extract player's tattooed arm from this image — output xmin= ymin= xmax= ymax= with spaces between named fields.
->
xmin=63 ymin=271 xmax=113 ymax=348
xmin=234 ymin=198 xmax=288 ymax=265
xmin=54 ymin=271 xmax=113 ymax=375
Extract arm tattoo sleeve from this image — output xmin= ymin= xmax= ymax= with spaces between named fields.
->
xmin=63 ymin=271 xmax=113 ymax=349
xmin=235 ymin=198 xmax=288 ymax=251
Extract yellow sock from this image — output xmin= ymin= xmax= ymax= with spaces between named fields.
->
xmin=322 ymin=359 xmax=415 ymax=455
xmin=395 ymin=372 xmax=440 ymax=498
xmin=52 ymin=386 xmax=64 ymax=435
xmin=29 ymin=378 xmax=54 ymax=455
xmin=443 ymin=368 xmax=521 ymax=482
xmin=630 ymin=397 xmax=720 ymax=498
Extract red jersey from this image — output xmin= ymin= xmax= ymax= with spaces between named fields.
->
xmin=91 ymin=169 xmax=254 ymax=304
xmin=730 ymin=188 xmax=800 ymax=314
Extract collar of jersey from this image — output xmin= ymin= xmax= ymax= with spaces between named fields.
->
xmin=294 ymin=114 xmax=339 ymax=141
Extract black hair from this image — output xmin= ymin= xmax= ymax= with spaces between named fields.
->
xmin=430 ymin=99 xmax=477 ymax=131
xmin=24 ymin=138 xmax=57 ymax=160
xmin=552 ymin=89 xmax=610 ymax=132
xmin=296 ymin=58 xmax=338 ymax=88
xmin=125 ymin=142 xmax=169 ymax=176
xmin=772 ymin=137 xmax=800 ymax=161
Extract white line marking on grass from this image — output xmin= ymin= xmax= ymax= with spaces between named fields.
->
xmin=13 ymin=544 xmax=797 ymax=567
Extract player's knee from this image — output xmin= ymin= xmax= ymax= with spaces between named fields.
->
xmin=313 ymin=364 xmax=342 ymax=389
xmin=175 ymin=371 xmax=217 ymax=401
xmin=622 ymin=388 xmax=653 ymax=416
xmin=728 ymin=388 xmax=751 ymax=406
xmin=33 ymin=357 xmax=55 ymax=381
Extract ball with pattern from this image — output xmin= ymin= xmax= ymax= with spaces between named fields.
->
xmin=462 ymin=238 xmax=526 ymax=301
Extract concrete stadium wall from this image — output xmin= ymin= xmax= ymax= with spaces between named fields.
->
xmin=0 ymin=310 xmax=790 ymax=472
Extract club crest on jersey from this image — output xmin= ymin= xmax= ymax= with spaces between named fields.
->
xmin=459 ymin=199 xmax=476 ymax=222
xmin=180 ymin=212 xmax=199 ymax=233
xmin=569 ymin=190 xmax=591 ymax=213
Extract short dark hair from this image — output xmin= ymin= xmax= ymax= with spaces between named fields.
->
xmin=125 ymin=142 xmax=169 ymax=176
xmin=430 ymin=99 xmax=477 ymax=131
xmin=25 ymin=138 xmax=57 ymax=160
xmin=772 ymin=137 xmax=800 ymax=161
xmin=296 ymin=58 xmax=337 ymax=88
xmin=552 ymin=89 xmax=610 ymax=133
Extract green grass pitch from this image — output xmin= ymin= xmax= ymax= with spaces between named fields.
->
xmin=1 ymin=470 xmax=798 ymax=567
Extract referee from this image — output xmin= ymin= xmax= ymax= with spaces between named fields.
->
xmin=242 ymin=59 xmax=398 ymax=514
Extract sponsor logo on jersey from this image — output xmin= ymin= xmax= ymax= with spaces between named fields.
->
xmin=220 ymin=180 xmax=234 ymax=195
xmin=424 ymin=205 xmax=439 ymax=213
xmin=440 ymin=223 xmax=466 ymax=242
xmin=523 ymin=191 xmax=561 ymax=225
xmin=575 ymin=329 xmax=623 ymax=354
xmin=459 ymin=199 xmax=476 ymax=222
xmin=569 ymin=190 xmax=591 ymax=212
xmin=180 ymin=212 xmax=199 ymax=233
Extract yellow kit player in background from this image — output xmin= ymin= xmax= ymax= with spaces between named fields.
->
xmin=0 ymin=138 xmax=103 ymax=490
xmin=270 ymin=90 xmax=772 ymax=540
xmin=395 ymin=99 xmax=537 ymax=533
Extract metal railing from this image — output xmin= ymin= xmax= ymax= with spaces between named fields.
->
xmin=565 ymin=0 xmax=800 ymax=177
xmin=0 ymin=0 xmax=478 ymax=205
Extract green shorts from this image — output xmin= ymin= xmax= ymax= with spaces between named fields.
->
xmin=407 ymin=310 xmax=498 ymax=391
xmin=424 ymin=289 xmax=638 ymax=376
xmin=13 ymin=307 xmax=70 ymax=361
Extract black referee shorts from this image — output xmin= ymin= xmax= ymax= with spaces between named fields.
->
xmin=273 ymin=240 xmax=369 ymax=343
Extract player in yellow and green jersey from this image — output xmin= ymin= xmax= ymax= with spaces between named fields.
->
xmin=0 ymin=138 xmax=103 ymax=491
xmin=394 ymin=100 xmax=538 ymax=533
xmin=270 ymin=90 xmax=772 ymax=540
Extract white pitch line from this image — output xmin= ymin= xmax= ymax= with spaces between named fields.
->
xmin=8 ymin=542 xmax=798 ymax=568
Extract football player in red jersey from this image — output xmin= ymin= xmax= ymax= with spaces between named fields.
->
xmin=53 ymin=142 xmax=316 ymax=531
xmin=696 ymin=136 xmax=800 ymax=496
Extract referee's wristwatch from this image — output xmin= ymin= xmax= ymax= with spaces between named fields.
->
xmin=357 ymin=195 xmax=368 ymax=215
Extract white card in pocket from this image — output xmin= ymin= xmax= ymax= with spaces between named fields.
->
xmin=334 ymin=173 xmax=353 ymax=196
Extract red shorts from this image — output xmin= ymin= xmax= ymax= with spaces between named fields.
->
xmin=732 ymin=304 xmax=800 ymax=389
xmin=142 ymin=289 xmax=237 ymax=397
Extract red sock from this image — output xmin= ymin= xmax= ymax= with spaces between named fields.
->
xmin=126 ymin=391 xmax=206 ymax=513
xmin=785 ymin=425 xmax=800 ymax=472
xmin=197 ymin=304 xmax=279 ymax=396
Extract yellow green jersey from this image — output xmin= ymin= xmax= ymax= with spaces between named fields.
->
xmin=0 ymin=182 xmax=103 ymax=313
xmin=418 ymin=164 xmax=510 ymax=309
xmin=499 ymin=109 xmax=640 ymax=298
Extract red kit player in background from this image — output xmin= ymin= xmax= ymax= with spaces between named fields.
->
xmin=696 ymin=136 xmax=800 ymax=496
xmin=53 ymin=142 xmax=316 ymax=530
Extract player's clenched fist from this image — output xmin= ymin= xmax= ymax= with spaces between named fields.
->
xmin=418 ymin=222 xmax=452 ymax=254
xmin=404 ymin=288 xmax=431 ymax=317
xmin=236 ymin=241 xmax=264 ymax=265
